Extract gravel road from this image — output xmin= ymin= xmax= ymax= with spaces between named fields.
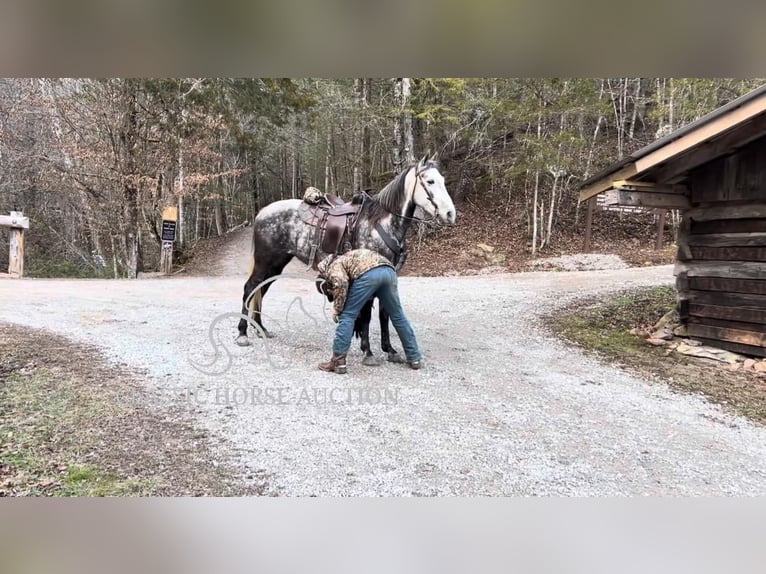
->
xmin=3 ymin=262 xmax=766 ymax=496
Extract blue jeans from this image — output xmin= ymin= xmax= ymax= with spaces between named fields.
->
xmin=333 ymin=266 xmax=422 ymax=362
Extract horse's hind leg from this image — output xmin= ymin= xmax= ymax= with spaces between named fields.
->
xmin=379 ymin=306 xmax=404 ymax=363
xmin=357 ymin=299 xmax=381 ymax=367
xmin=236 ymin=270 xmax=264 ymax=346
xmin=236 ymin=255 xmax=292 ymax=346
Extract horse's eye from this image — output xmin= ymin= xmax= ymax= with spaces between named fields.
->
xmin=426 ymin=179 xmax=434 ymax=185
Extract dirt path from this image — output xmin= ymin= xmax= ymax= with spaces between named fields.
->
xmin=2 ymin=265 xmax=766 ymax=495
xmin=182 ymin=225 xmax=253 ymax=277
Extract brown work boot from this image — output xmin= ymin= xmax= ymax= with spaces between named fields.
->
xmin=318 ymin=353 xmax=347 ymax=374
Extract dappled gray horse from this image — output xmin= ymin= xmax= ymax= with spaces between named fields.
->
xmin=236 ymin=157 xmax=456 ymax=356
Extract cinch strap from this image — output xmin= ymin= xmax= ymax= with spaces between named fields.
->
xmin=375 ymin=222 xmax=402 ymax=266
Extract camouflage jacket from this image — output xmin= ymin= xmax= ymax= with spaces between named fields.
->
xmin=317 ymin=249 xmax=394 ymax=316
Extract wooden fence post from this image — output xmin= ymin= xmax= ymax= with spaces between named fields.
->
xmin=655 ymin=209 xmax=667 ymax=250
xmin=583 ymin=196 xmax=596 ymax=252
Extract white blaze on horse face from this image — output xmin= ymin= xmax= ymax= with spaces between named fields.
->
xmin=411 ymin=165 xmax=456 ymax=225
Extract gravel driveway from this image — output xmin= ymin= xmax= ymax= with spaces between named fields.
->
xmin=3 ymin=263 xmax=766 ymax=496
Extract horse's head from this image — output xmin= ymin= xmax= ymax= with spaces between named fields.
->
xmin=408 ymin=155 xmax=456 ymax=225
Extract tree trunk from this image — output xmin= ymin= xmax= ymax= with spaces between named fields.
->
xmin=324 ymin=129 xmax=332 ymax=193
xmin=361 ymin=78 xmax=370 ymax=189
xmin=532 ymin=169 xmax=539 ymax=257
xmin=392 ymin=78 xmax=403 ymax=172
xmin=291 ymin=127 xmax=298 ymax=198
xmin=122 ymin=81 xmax=141 ymax=279
xmin=177 ymin=106 xmax=188 ymax=248
xmin=214 ymin=201 xmax=225 ymax=236
xmin=110 ymin=233 xmax=119 ymax=279
xmin=352 ymin=78 xmax=364 ymax=192
xmin=669 ymin=78 xmax=675 ymax=129
xmin=195 ymin=197 xmax=200 ymax=241
xmin=628 ymin=77 xmax=641 ymax=141
xmin=531 ymin=109 xmax=543 ymax=257
xmin=402 ymin=78 xmax=415 ymax=165
xmin=216 ymin=132 xmax=228 ymax=235
xmin=178 ymin=194 xmax=184 ymax=248
xmin=124 ymin=185 xmax=140 ymax=278
xmin=544 ymin=174 xmax=559 ymax=247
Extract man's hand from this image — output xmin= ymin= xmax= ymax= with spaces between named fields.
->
xmin=333 ymin=314 xmax=339 ymax=324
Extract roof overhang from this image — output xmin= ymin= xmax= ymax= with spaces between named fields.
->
xmin=579 ymin=84 xmax=766 ymax=203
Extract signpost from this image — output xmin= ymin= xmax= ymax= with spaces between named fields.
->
xmin=162 ymin=219 xmax=178 ymax=242
xmin=160 ymin=206 xmax=178 ymax=275
xmin=1 ymin=211 xmax=29 ymax=278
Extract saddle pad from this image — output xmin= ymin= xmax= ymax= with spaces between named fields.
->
xmin=298 ymin=202 xmax=323 ymax=226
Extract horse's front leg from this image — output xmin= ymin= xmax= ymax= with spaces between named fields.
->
xmin=357 ymin=299 xmax=381 ymax=366
xmin=379 ymin=306 xmax=404 ymax=363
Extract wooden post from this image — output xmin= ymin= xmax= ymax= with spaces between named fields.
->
xmin=583 ymin=195 xmax=596 ymax=252
xmin=160 ymin=242 xmax=173 ymax=274
xmin=674 ymin=212 xmax=691 ymax=330
xmin=1 ymin=211 xmax=29 ymax=278
xmin=9 ymin=228 xmax=25 ymax=277
xmin=655 ymin=209 xmax=667 ymax=250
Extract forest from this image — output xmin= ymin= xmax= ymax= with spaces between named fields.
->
xmin=0 ymin=78 xmax=762 ymax=277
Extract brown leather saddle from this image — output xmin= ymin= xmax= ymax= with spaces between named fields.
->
xmin=298 ymin=192 xmax=363 ymax=268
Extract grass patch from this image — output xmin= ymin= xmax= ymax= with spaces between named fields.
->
xmin=0 ymin=368 xmax=154 ymax=496
xmin=59 ymin=465 xmax=153 ymax=496
xmin=549 ymin=285 xmax=766 ymax=426
xmin=0 ymin=322 xmax=260 ymax=496
xmin=554 ymin=285 xmax=675 ymax=359
xmin=24 ymin=257 xmax=115 ymax=279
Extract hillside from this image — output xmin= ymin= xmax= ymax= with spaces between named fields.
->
xmin=181 ymin=200 xmax=676 ymax=279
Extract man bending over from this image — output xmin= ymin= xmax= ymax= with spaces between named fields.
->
xmin=317 ymin=248 xmax=422 ymax=374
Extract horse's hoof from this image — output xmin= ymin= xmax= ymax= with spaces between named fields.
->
xmin=362 ymin=355 xmax=382 ymax=367
xmin=235 ymin=335 xmax=251 ymax=347
xmin=387 ymin=352 xmax=405 ymax=364
xmin=256 ymin=329 xmax=275 ymax=339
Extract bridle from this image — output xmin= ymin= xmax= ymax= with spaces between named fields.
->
xmin=356 ymin=164 xmax=444 ymax=269
xmin=361 ymin=165 xmax=443 ymax=226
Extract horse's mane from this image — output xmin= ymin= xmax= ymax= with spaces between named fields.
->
xmin=363 ymin=160 xmax=439 ymax=226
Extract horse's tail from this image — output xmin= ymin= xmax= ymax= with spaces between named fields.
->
xmin=246 ymin=245 xmax=259 ymax=317
xmin=247 ymin=245 xmax=255 ymax=278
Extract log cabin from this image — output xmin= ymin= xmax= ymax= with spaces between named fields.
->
xmin=579 ymin=84 xmax=766 ymax=357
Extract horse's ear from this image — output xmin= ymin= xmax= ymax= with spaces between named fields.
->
xmin=418 ymin=153 xmax=428 ymax=167
xmin=430 ymin=151 xmax=439 ymax=163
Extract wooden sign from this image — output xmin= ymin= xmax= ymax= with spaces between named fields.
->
xmin=161 ymin=220 xmax=177 ymax=242
xmin=159 ymin=206 xmax=178 ymax=275
xmin=0 ymin=213 xmax=29 ymax=229
xmin=162 ymin=205 xmax=179 ymax=222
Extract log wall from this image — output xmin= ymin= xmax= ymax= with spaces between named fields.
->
xmin=676 ymin=136 xmax=766 ymax=356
